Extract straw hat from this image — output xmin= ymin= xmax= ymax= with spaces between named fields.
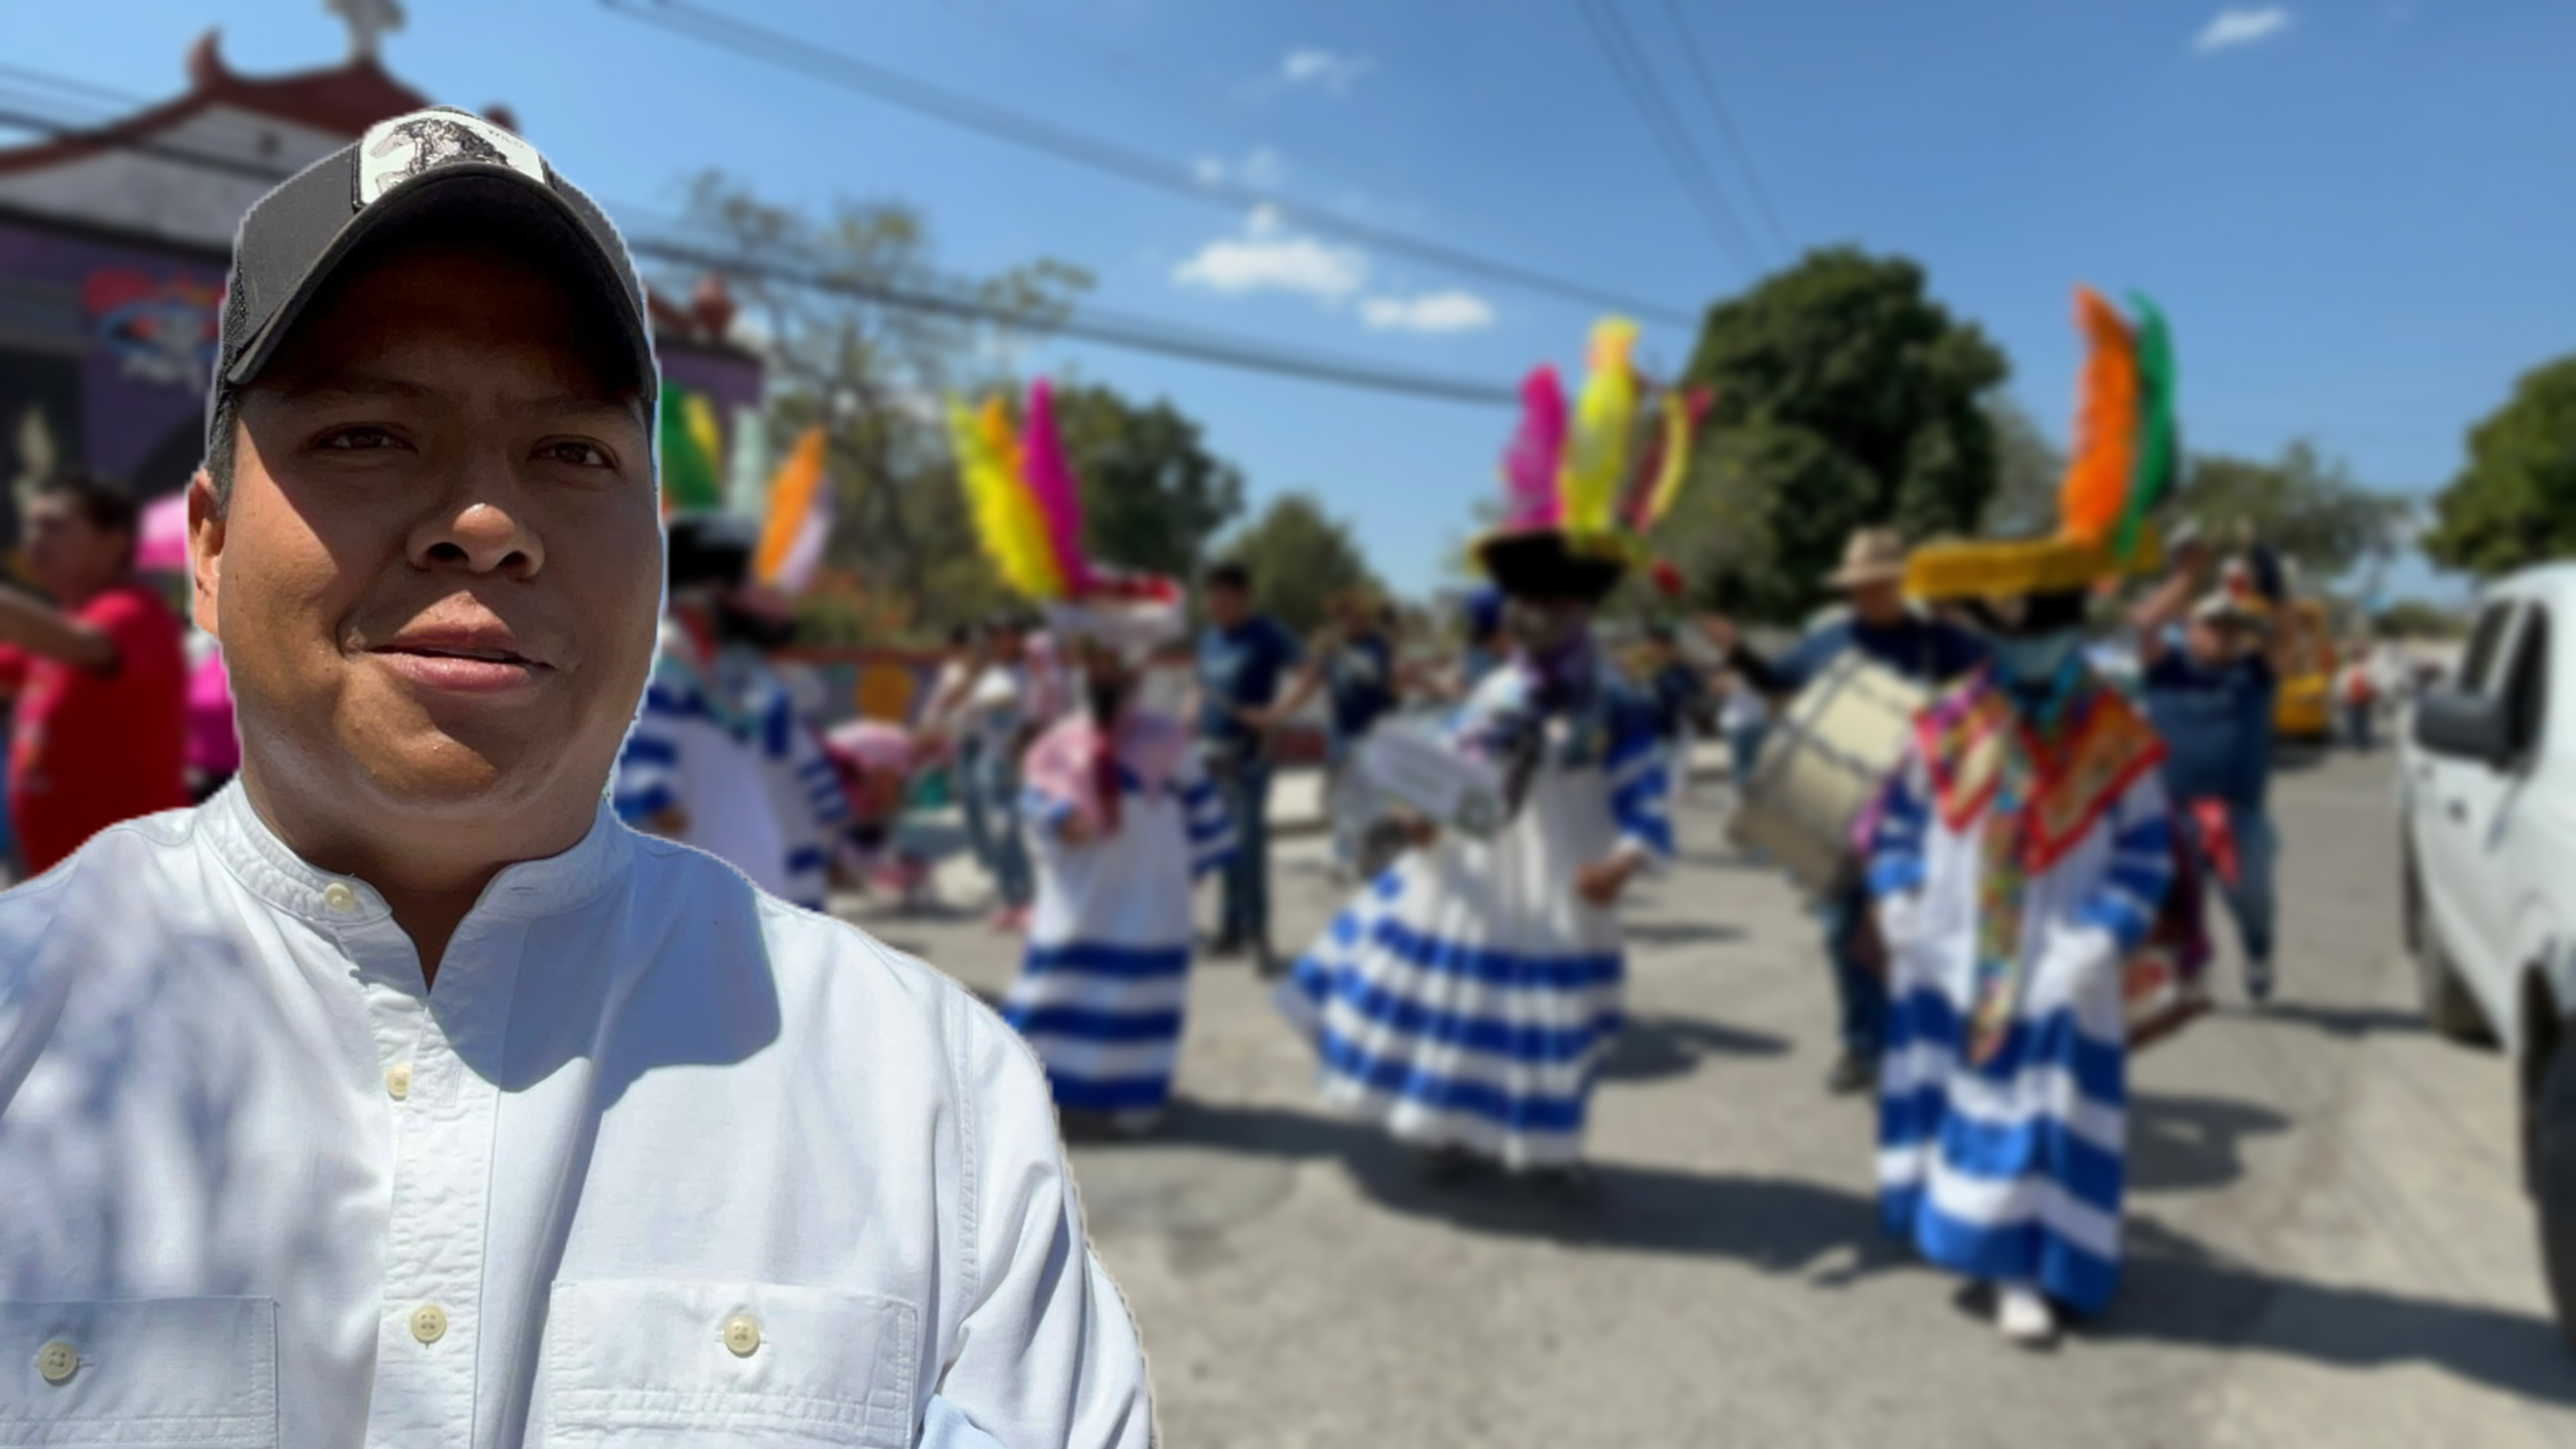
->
xmin=1824 ymin=528 xmax=1911 ymax=590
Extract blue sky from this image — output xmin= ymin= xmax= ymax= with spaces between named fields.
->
xmin=14 ymin=0 xmax=2573 ymax=602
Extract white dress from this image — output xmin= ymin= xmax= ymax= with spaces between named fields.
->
xmin=1867 ymin=674 xmax=2174 ymax=1313
xmin=1003 ymin=714 xmax=1234 ymax=1112
xmin=1277 ymin=663 xmax=1672 ymax=1168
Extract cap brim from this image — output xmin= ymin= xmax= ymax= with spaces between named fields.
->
xmin=222 ymin=162 xmax=655 ymax=402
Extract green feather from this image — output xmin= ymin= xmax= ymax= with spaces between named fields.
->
xmin=2114 ymin=293 xmax=2177 ymax=564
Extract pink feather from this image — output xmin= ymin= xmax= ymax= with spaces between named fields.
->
xmin=1502 ymin=365 xmax=1567 ymax=528
xmin=1019 ymin=378 xmax=1091 ymax=595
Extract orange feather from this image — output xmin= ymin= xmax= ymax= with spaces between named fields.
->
xmin=2057 ymin=286 xmax=2140 ymax=548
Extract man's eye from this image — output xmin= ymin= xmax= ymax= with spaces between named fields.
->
xmin=321 ymin=427 xmax=404 ymax=451
xmin=539 ymin=441 xmax=613 ymax=468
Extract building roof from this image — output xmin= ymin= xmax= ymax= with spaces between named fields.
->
xmin=0 ymin=31 xmax=433 ymax=177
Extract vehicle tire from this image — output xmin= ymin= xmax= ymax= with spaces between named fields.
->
xmin=2532 ymin=1041 xmax=2576 ymax=1353
xmin=2406 ymin=855 xmax=2493 ymax=1044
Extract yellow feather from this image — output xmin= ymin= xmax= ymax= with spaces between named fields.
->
xmin=1640 ymin=388 xmax=1694 ymax=530
xmin=948 ymin=396 xmax=1066 ymax=600
xmin=1559 ymin=317 xmax=1639 ymax=535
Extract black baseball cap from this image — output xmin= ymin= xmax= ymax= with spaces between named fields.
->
xmin=209 ymin=106 xmax=657 ymax=452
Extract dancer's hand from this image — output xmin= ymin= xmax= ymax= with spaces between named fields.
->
xmin=1055 ymin=813 xmax=1098 ymax=847
xmin=1575 ymin=855 xmax=1640 ymax=908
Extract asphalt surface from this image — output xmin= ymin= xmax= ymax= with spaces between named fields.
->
xmin=846 ymin=750 xmax=2576 ymax=1448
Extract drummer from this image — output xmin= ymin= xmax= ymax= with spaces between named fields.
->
xmin=1862 ymin=532 xmax=2173 ymax=1346
xmin=1696 ymin=527 xmax=1987 ymax=1094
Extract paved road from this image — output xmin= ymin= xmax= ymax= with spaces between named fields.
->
xmin=847 ymin=751 xmax=2576 ymax=1447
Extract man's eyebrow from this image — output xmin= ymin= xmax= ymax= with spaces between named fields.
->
xmin=271 ymin=372 xmax=430 ymax=402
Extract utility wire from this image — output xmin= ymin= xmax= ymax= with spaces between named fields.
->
xmin=1576 ymin=0 xmax=1763 ymax=276
xmin=1658 ymin=0 xmax=1791 ymax=258
xmin=940 ymin=0 xmax=1570 ymax=269
xmin=600 ymin=0 xmax=1700 ymax=326
xmin=630 ymin=237 xmax=1516 ymax=405
xmin=0 ymin=91 xmax=1519 ymax=408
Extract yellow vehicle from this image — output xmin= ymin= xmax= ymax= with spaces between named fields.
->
xmin=2272 ymin=599 xmax=2337 ymax=742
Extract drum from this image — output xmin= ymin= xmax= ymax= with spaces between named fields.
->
xmin=1729 ymin=654 xmax=1926 ymax=897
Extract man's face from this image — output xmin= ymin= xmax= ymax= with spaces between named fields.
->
xmin=23 ymin=494 xmax=126 ymax=600
xmin=2187 ymin=618 xmax=2247 ymax=665
xmin=1848 ymin=579 xmax=1906 ymax=625
xmin=193 ymin=238 xmax=659 ymax=832
xmin=1207 ymin=583 xmax=1249 ymax=628
xmin=1505 ymin=596 xmax=1588 ymax=650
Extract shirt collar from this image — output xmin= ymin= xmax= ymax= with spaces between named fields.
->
xmin=201 ymin=780 xmax=632 ymax=926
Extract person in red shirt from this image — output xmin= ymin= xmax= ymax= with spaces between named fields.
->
xmin=0 ymin=472 xmax=188 ymax=875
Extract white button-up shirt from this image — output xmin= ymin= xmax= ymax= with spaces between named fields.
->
xmin=0 ymin=785 xmax=1151 ymax=1447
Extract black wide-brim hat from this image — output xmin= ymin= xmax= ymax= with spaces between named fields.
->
xmin=1472 ymin=527 xmax=1632 ymax=605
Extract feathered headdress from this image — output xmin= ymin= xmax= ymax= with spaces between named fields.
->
xmin=1907 ymin=286 xmax=2180 ymax=602
xmin=948 ymin=378 xmax=1179 ymax=654
xmin=1480 ymin=316 xmax=1712 ymax=600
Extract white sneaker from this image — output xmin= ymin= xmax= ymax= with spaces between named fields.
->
xmin=1996 ymin=1284 xmax=2057 ymax=1346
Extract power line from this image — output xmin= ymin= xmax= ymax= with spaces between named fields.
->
xmin=1576 ymin=0 xmax=1764 ymax=277
xmin=0 ymin=90 xmax=1518 ymax=408
xmin=630 ymin=237 xmax=1517 ymax=405
xmin=600 ymin=0 xmax=1701 ymax=326
xmin=939 ymin=0 xmax=1573 ymax=270
xmin=1657 ymin=0 xmax=1791 ymax=257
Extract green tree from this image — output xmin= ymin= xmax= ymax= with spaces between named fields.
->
xmin=1981 ymin=394 xmax=2065 ymax=536
xmin=1674 ymin=247 xmax=2009 ymax=621
xmin=2421 ymin=356 xmax=2576 ymax=579
xmin=2171 ymin=441 xmax=2408 ymax=584
xmin=1217 ymin=493 xmax=1379 ymax=636
xmin=669 ymin=171 xmax=1090 ymax=630
xmin=1049 ymin=383 xmax=1247 ymax=582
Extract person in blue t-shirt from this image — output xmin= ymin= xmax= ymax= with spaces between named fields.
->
xmin=1696 ymin=528 xmax=1989 ymax=1095
xmin=1262 ymin=590 xmax=1410 ymax=883
xmin=1190 ymin=561 xmax=1305 ymax=972
xmin=2133 ymin=540 xmax=2295 ymax=1003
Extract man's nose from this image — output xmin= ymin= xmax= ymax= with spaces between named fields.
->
xmin=408 ymin=457 xmax=546 ymax=579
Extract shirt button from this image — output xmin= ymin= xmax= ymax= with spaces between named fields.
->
xmin=384 ymin=1063 xmax=412 ymax=1101
xmin=722 ymin=1313 xmax=762 ymax=1358
xmin=411 ymin=1303 xmax=447 ymax=1345
xmin=322 ymin=882 xmax=359 ymax=913
xmin=34 ymin=1338 xmax=77 ymax=1385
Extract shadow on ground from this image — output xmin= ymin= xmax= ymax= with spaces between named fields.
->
xmin=2102 ymin=1216 xmax=2576 ymax=1407
xmin=2128 ymin=1090 xmax=2294 ymax=1194
xmin=1597 ymin=1012 xmax=1791 ymax=1081
xmin=1076 ymin=1096 xmax=2576 ymax=1404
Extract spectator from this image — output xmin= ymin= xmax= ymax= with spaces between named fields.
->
xmin=962 ymin=612 xmax=1048 ymax=931
xmin=2334 ymin=642 xmax=2380 ymax=751
xmin=0 ymin=471 xmax=187 ymax=874
xmin=1718 ymin=671 xmax=1770 ymax=792
xmin=1191 ymin=561 xmax=1303 ymax=973
xmin=1265 ymin=588 xmax=1406 ymax=883
xmin=2134 ymin=539 xmax=2296 ymax=1003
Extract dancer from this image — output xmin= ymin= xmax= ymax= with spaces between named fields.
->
xmin=1279 ymin=528 xmax=1669 ymax=1180
xmin=1868 ymin=286 xmax=2187 ymax=1344
xmin=1004 ymin=580 xmax=1232 ymax=1135
xmin=1867 ymin=534 xmax=2173 ymax=1344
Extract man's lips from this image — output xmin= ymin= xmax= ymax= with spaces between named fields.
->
xmin=367 ymin=626 xmax=555 ymax=694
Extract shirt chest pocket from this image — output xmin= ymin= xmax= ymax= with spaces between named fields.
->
xmin=0 ymin=1297 xmax=277 ymax=1447
xmin=539 ymin=1281 xmax=919 ymax=1448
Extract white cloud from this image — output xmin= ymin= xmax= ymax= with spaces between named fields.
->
xmin=1360 ymin=290 xmax=1497 ymax=334
xmin=1281 ymin=47 xmax=1374 ymax=94
xmin=2194 ymin=7 xmax=2292 ymax=51
xmin=1172 ymin=209 xmax=1368 ymax=303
